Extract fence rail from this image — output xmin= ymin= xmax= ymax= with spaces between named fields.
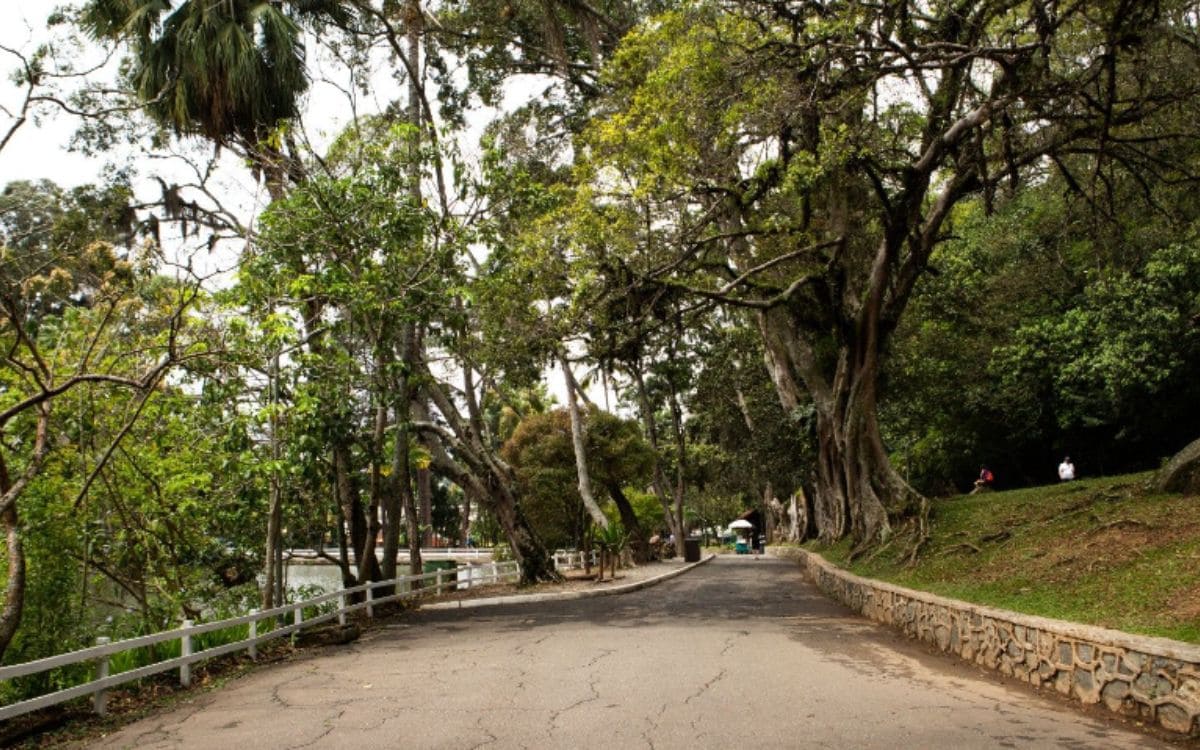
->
xmin=552 ymin=550 xmax=597 ymax=570
xmin=284 ymin=547 xmax=496 ymax=562
xmin=0 ymin=559 xmax=527 ymax=722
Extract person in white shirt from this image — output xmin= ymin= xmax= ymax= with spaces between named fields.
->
xmin=1058 ymin=457 xmax=1075 ymax=481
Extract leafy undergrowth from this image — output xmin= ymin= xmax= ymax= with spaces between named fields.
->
xmin=811 ymin=472 xmax=1200 ymax=643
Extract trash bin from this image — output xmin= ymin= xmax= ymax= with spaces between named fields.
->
xmin=684 ymin=537 xmax=701 ymax=562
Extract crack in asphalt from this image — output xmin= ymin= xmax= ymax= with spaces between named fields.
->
xmin=683 ymin=667 xmax=728 ymax=705
xmin=640 ymin=702 xmax=669 ymax=750
xmin=128 ymin=725 xmax=174 ymax=747
xmin=545 ymin=648 xmax=615 ymax=737
xmin=269 ymin=671 xmax=312 ymax=709
xmin=286 ymin=706 xmax=346 ymax=750
xmin=128 ymin=694 xmax=209 ymax=745
xmin=468 ymin=710 xmax=499 ymax=750
xmin=719 ymin=630 xmax=748 ymax=657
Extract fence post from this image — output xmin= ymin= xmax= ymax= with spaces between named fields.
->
xmin=294 ymin=603 xmax=303 ymax=633
xmin=93 ymin=637 xmax=110 ymax=715
xmin=435 ymin=568 xmax=445 ymax=595
xmin=248 ymin=610 xmax=259 ymax=659
xmin=338 ymin=593 xmax=347 ymax=626
xmin=366 ymin=585 xmax=375 ymax=618
xmin=490 ymin=561 xmax=498 ymax=583
xmin=180 ymin=620 xmax=193 ymax=687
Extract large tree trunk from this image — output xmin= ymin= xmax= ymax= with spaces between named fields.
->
xmin=262 ymin=351 xmax=284 ymax=610
xmin=394 ymin=326 xmax=423 ymax=580
xmin=488 ymin=477 xmax=558 ymax=582
xmin=401 ymin=462 xmax=423 ymax=581
xmin=428 ymin=445 xmax=558 ymax=584
xmin=381 ymin=406 xmax=402 ymax=582
xmin=605 ymin=482 xmax=650 ymax=563
xmin=335 ymin=444 xmax=379 ymax=584
xmin=418 ymin=375 xmax=559 ymax=584
xmin=1157 ymin=436 xmax=1200 ymax=495
xmin=459 ymin=489 xmax=472 ymax=546
xmin=559 ymin=354 xmax=610 ymax=530
xmin=418 ymin=467 xmax=433 ymax=546
xmin=665 ymin=377 xmax=688 ymax=556
xmin=759 ymin=307 xmax=919 ymax=547
xmin=359 ymin=395 xmax=386 ymax=586
xmin=262 ymin=446 xmax=284 ymax=609
xmin=792 ymin=484 xmax=815 ymax=542
xmin=629 ymin=359 xmax=683 ymax=549
xmin=0 ymin=503 xmax=25 ymax=663
xmin=0 ymin=409 xmax=47 ymax=661
xmin=763 ymin=483 xmax=777 ymax=543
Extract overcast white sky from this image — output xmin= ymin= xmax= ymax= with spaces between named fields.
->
xmin=1 ymin=1 xmax=104 ymax=186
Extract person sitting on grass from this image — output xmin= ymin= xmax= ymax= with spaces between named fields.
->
xmin=1058 ymin=456 xmax=1076 ymax=481
xmin=972 ymin=466 xmax=995 ymax=493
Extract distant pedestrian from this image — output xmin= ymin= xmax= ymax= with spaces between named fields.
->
xmin=972 ymin=466 xmax=994 ymax=493
xmin=1058 ymin=456 xmax=1076 ymax=481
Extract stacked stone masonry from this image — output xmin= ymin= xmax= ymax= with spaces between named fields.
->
xmin=767 ymin=546 xmax=1200 ymax=737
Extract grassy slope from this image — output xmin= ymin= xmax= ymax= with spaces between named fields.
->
xmin=811 ymin=472 xmax=1200 ymax=643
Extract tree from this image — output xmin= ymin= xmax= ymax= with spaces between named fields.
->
xmin=560 ymin=354 xmax=610 ymax=530
xmin=0 ymin=186 xmax=207 ymax=659
xmin=80 ymin=0 xmax=352 ymax=189
xmin=502 ymin=408 xmax=655 ymax=559
xmin=244 ymin=123 xmax=446 ymax=590
xmin=432 ymin=0 xmax=648 ymax=113
xmin=585 ymin=0 xmax=1200 ymax=550
xmin=501 ymin=410 xmax=591 ymax=550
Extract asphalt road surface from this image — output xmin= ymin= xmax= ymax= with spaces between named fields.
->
xmin=86 ymin=557 xmax=1171 ymax=749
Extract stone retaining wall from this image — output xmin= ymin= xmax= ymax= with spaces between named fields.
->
xmin=768 ymin=545 xmax=1200 ymax=736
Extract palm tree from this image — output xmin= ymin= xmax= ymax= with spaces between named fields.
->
xmin=81 ymin=0 xmax=350 ymax=146
xmin=593 ymin=521 xmax=629 ymax=582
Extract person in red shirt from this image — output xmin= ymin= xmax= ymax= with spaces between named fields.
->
xmin=973 ymin=466 xmax=995 ymax=493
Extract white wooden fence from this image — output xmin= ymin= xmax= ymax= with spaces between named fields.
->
xmin=286 ymin=547 xmax=496 ymax=561
xmin=552 ymin=550 xmax=597 ymax=570
xmin=0 ymin=560 xmax=521 ymax=722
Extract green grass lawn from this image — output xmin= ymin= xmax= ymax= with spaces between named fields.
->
xmin=809 ymin=472 xmax=1200 ymax=643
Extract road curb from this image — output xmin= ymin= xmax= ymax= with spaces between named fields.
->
xmin=421 ymin=553 xmax=716 ymax=611
xmin=769 ymin=545 xmax=1200 ymax=738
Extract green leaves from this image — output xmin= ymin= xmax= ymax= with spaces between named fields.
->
xmin=80 ymin=0 xmax=354 ymax=143
xmin=995 ymin=238 xmax=1200 ymax=433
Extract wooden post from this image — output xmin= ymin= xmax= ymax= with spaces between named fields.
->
xmin=338 ymin=593 xmax=347 ymax=626
xmin=366 ymin=585 xmax=375 ymax=618
xmin=248 ymin=610 xmax=259 ymax=659
xmin=94 ymin=637 xmax=110 ymax=715
xmin=180 ymin=620 xmax=193 ymax=687
xmin=435 ymin=568 xmax=445 ymax=595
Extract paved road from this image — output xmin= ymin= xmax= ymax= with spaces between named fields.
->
xmin=87 ymin=557 xmax=1168 ymax=749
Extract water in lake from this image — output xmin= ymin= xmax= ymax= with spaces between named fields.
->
xmin=284 ymin=564 xmax=343 ymax=593
xmin=282 ymin=559 xmax=497 ymax=595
